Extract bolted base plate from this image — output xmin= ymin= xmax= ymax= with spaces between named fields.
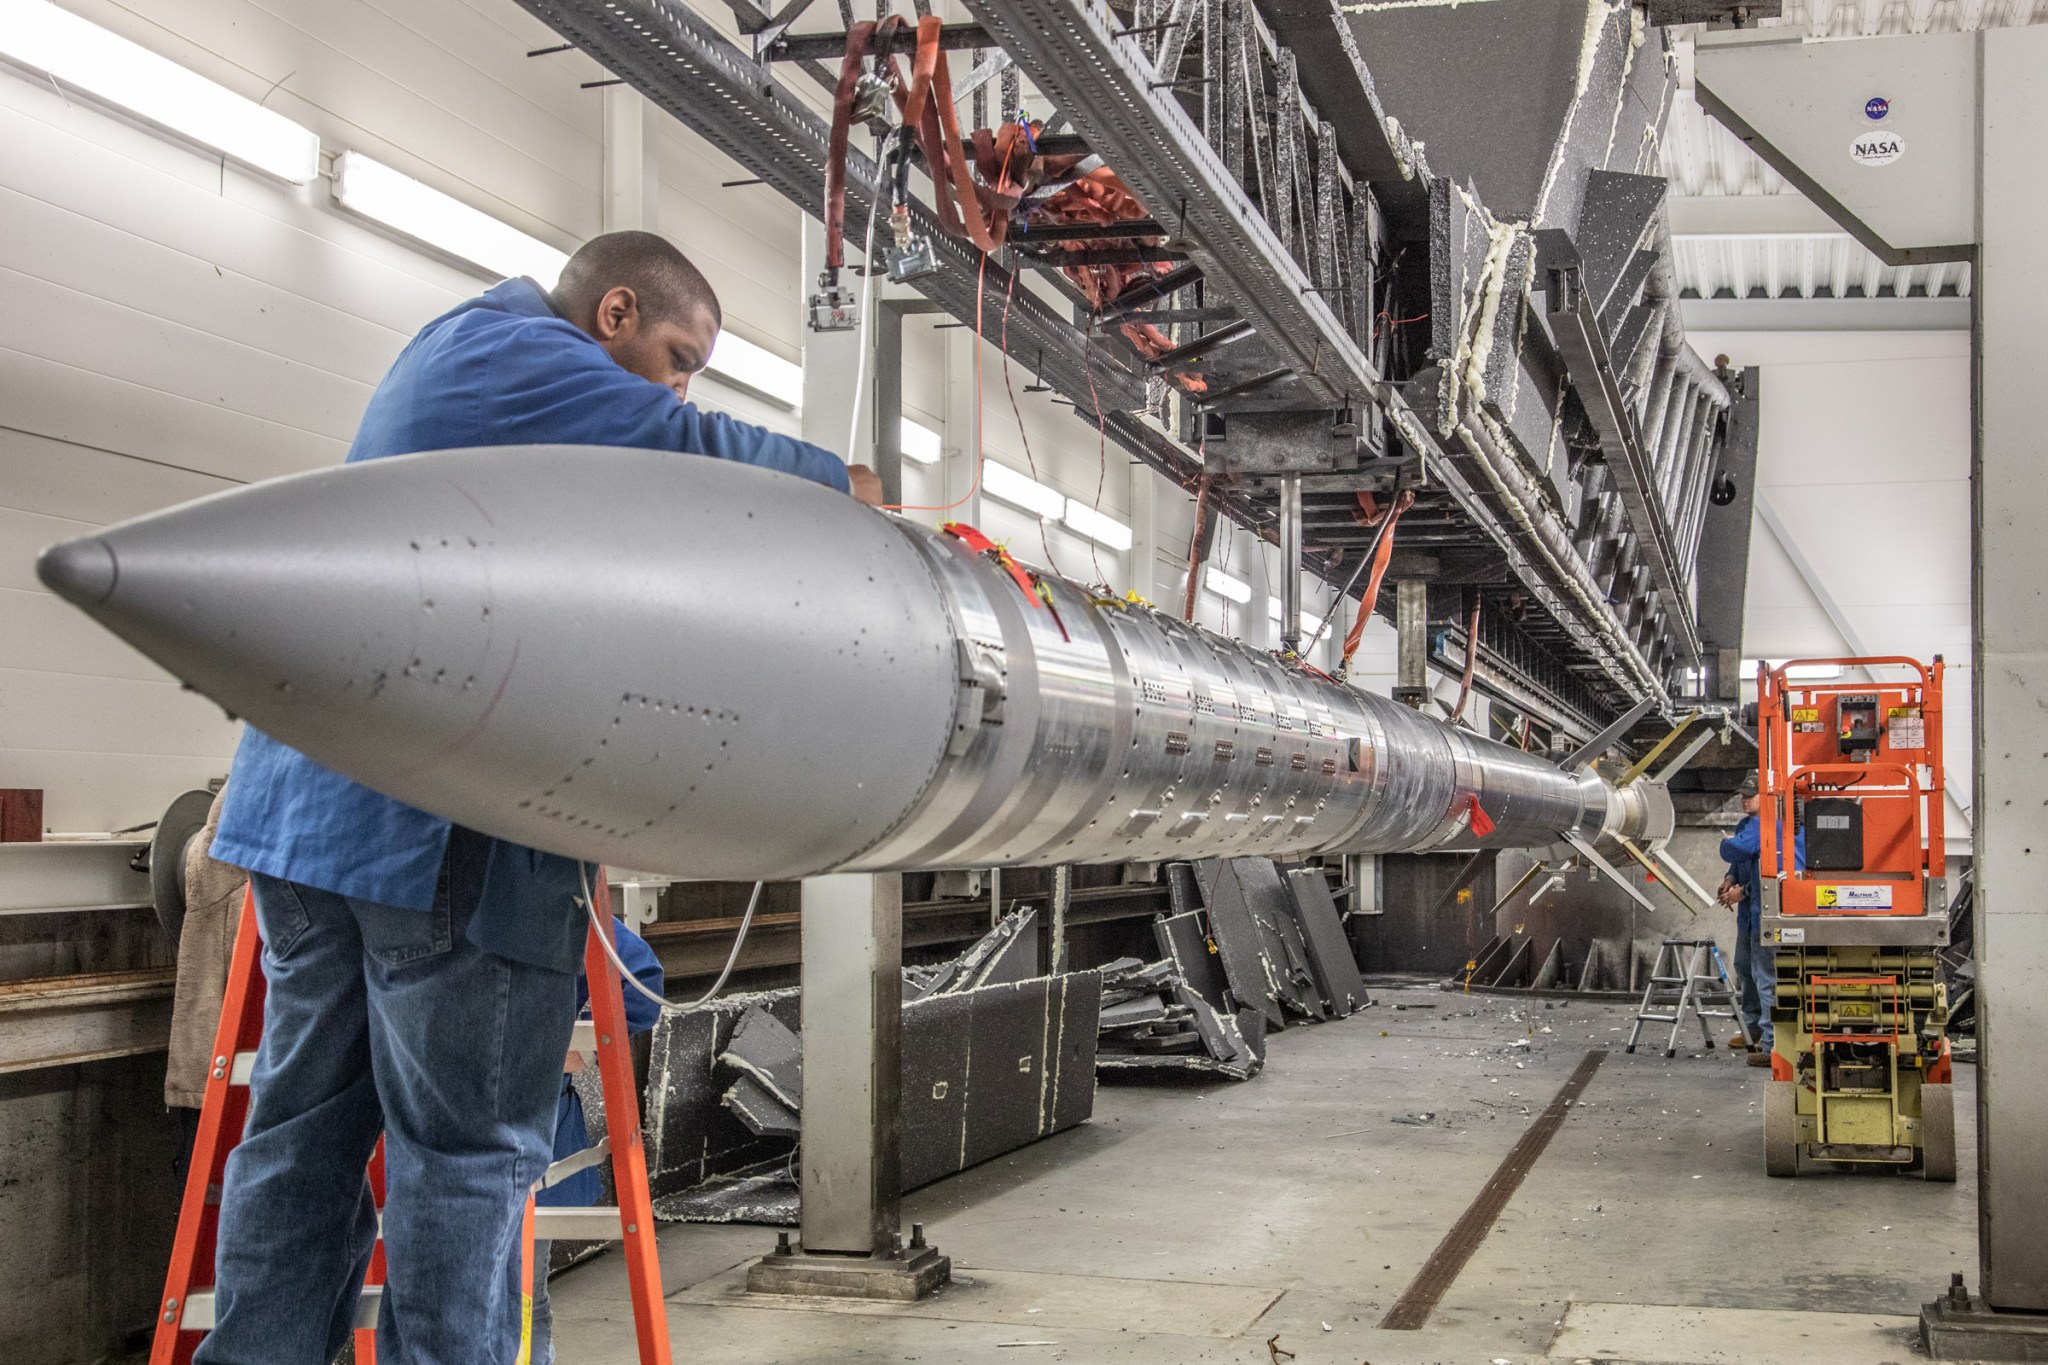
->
xmin=745 ymin=1244 xmax=951 ymax=1302
xmin=1922 ymin=1282 xmax=2048 ymax=1360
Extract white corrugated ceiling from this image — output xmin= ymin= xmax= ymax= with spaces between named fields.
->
xmin=1659 ymin=1 xmax=2047 ymax=304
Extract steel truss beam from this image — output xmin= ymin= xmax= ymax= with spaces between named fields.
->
xmin=516 ymin=0 xmax=1693 ymax=731
xmin=1537 ymin=233 xmax=1703 ymax=663
xmin=514 ymin=0 xmax=1220 ymax=504
xmin=965 ymin=0 xmax=1373 ymax=411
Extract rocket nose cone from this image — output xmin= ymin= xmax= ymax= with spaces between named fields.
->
xmin=36 ymin=536 xmax=118 ymax=607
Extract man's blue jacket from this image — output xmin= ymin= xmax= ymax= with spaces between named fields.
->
xmin=1721 ymin=813 xmax=1808 ymax=916
xmin=212 ymin=278 xmax=847 ymax=971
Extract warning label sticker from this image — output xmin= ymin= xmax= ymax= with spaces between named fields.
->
xmin=1890 ymin=717 xmax=1927 ymax=749
xmin=1792 ymin=708 xmax=1820 ymax=723
xmin=1816 ymin=884 xmax=1894 ymax=910
xmin=1851 ymin=131 xmax=1906 ymax=166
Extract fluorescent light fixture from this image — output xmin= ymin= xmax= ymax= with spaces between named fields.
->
xmin=900 ymin=417 xmax=942 ymax=465
xmin=1064 ymin=499 xmax=1132 ymax=551
xmin=0 ymin=0 xmax=320 ymax=182
xmin=1267 ymin=597 xmax=1326 ymax=639
xmin=981 ymin=461 xmax=1065 ymax=520
xmin=1204 ymin=567 xmax=1251 ymax=604
xmin=332 ymin=151 xmax=569 ymax=287
xmin=705 ymin=330 xmax=802 ymax=408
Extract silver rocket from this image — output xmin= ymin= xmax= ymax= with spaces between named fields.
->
xmin=36 ymin=446 xmax=1671 ymax=882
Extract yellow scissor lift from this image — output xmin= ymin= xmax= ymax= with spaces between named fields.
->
xmin=1755 ymin=657 xmax=1955 ymax=1181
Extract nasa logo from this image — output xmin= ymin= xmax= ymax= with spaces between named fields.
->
xmin=1850 ymin=131 xmax=1905 ymax=167
xmin=1865 ymin=95 xmax=1890 ymax=120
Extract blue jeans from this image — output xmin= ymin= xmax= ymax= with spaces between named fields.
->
xmin=1734 ymin=900 xmax=1774 ymax=1048
xmin=531 ymin=1239 xmax=555 ymax=1365
xmin=195 ymin=832 xmax=579 ymax=1365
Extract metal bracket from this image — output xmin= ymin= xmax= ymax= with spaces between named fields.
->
xmin=1560 ymin=694 xmax=1657 ymax=773
xmin=1204 ymin=409 xmax=1376 ymax=476
xmin=1564 ymin=832 xmax=1658 ymax=915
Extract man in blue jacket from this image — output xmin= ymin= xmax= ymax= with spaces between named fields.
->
xmin=199 ymin=232 xmax=874 ymax=1365
xmin=1719 ymin=771 xmax=1805 ymax=1067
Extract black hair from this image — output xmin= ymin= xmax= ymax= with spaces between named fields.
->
xmin=553 ymin=230 xmax=722 ymax=329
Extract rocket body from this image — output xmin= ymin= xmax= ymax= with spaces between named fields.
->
xmin=36 ymin=446 xmax=1665 ymax=881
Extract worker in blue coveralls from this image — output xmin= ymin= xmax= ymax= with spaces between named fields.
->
xmin=200 ymin=232 xmax=879 ymax=1365
xmin=1718 ymin=771 xmax=1805 ymax=1067
xmin=530 ymin=918 xmax=664 ymax=1365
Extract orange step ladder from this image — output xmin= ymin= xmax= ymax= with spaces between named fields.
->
xmin=152 ymin=873 xmax=673 ymax=1364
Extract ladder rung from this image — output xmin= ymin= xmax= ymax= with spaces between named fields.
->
xmin=1637 ymin=1012 xmax=1680 ymax=1022
xmin=535 ymin=1206 xmax=627 ymax=1240
xmin=183 ymin=1286 xmax=380 ymax=1331
xmin=569 ymin=1020 xmax=599 ymax=1057
xmin=173 ymin=1213 xmax=628 ymax=1333
xmin=1649 ymin=975 xmax=1686 ymax=984
xmin=229 ymin=1051 xmax=256 ymax=1085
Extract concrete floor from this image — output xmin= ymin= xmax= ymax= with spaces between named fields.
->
xmin=549 ymin=984 xmax=1979 ymax=1364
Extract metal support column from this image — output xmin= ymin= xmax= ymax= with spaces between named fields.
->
xmin=600 ymin=85 xmax=657 ymax=232
xmin=872 ymin=300 xmax=946 ymax=510
xmin=1970 ymin=19 xmax=2048 ymax=1327
xmin=1394 ymin=578 xmax=1429 ymax=708
xmin=747 ymin=873 xmax=950 ymax=1300
xmin=1278 ymin=473 xmax=1303 ymax=653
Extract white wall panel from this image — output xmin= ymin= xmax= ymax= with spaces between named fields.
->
xmin=0 ymin=588 xmax=189 ymax=684
xmin=651 ymin=132 xmax=804 ymax=360
xmin=1 ymin=188 xmax=409 ymax=384
xmin=0 ymin=428 xmax=237 ymax=522
xmin=0 ymin=670 xmax=238 ymax=758
xmin=66 ymin=0 xmax=605 ymax=246
xmin=0 ymin=95 xmax=474 ymax=332
xmin=1696 ymin=329 xmax=1973 ymax=829
xmin=0 ymin=269 xmax=375 ymax=441
xmin=0 ymin=346 xmax=349 ymax=485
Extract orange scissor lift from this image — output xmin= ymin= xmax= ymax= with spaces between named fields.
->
xmin=1754 ymin=657 xmax=1955 ymax=1180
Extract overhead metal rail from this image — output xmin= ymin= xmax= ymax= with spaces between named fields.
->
xmin=1538 ymin=232 xmax=1703 ymax=663
xmin=515 ymin=0 xmax=1729 ymax=734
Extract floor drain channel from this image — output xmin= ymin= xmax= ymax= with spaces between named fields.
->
xmin=1379 ymin=1049 xmax=1607 ymax=1331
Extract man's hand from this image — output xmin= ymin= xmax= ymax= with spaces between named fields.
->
xmin=1717 ymin=876 xmax=1743 ymax=909
xmin=847 ymin=464 xmax=885 ymax=507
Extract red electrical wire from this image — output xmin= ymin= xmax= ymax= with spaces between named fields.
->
xmin=1373 ymin=310 xmax=1429 ymax=340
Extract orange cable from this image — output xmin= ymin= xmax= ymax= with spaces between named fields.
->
xmin=1340 ymin=489 xmax=1413 ymax=665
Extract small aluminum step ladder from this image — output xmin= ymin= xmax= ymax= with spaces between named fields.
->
xmin=1625 ymin=938 xmax=1752 ymax=1058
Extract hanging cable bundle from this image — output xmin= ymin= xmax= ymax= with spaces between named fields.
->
xmin=1336 ymin=488 xmax=1415 ymax=676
